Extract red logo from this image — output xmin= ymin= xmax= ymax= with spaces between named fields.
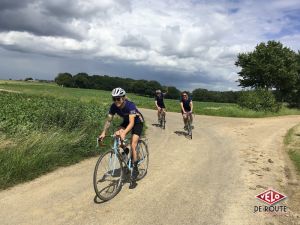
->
xmin=256 ymin=189 xmax=286 ymax=205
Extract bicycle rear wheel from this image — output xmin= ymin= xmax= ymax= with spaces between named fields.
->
xmin=136 ymin=140 xmax=149 ymax=181
xmin=93 ymin=150 xmax=123 ymax=201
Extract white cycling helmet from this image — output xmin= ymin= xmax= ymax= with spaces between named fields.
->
xmin=111 ymin=87 xmax=126 ymax=97
xmin=156 ymin=89 xmax=161 ymax=93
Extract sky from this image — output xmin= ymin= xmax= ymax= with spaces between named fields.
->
xmin=0 ymin=0 xmax=300 ymax=91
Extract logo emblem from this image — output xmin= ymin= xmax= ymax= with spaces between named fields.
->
xmin=256 ymin=189 xmax=286 ymax=205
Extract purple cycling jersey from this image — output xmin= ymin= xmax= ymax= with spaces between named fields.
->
xmin=109 ymin=100 xmax=144 ymax=124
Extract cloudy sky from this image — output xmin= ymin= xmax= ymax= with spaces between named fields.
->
xmin=0 ymin=0 xmax=300 ymax=91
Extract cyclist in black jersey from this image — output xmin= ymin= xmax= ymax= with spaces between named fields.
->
xmin=155 ymin=89 xmax=167 ymax=123
xmin=98 ymin=87 xmax=144 ymax=180
xmin=180 ymin=91 xmax=193 ymax=130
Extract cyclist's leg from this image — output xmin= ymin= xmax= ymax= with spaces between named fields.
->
xmin=131 ymin=134 xmax=139 ymax=163
xmin=162 ymin=108 xmax=166 ymax=119
xmin=182 ymin=112 xmax=188 ymax=128
xmin=130 ymin=123 xmax=143 ymax=180
xmin=157 ymin=108 xmax=161 ymax=122
xmin=131 ymin=123 xmax=143 ymax=161
xmin=187 ymin=112 xmax=192 ymax=123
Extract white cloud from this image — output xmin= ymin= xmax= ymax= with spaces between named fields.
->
xmin=0 ymin=0 xmax=300 ymax=90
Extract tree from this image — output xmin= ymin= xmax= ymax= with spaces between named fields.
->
xmin=237 ymin=88 xmax=280 ymax=112
xmin=24 ymin=77 xmax=33 ymax=81
xmin=73 ymin=73 xmax=90 ymax=88
xmin=192 ymin=88 xmax=211 ymax=101
xmin=144 ymin=80 xmax=162 ymax=96
xmin=54 ymin=73 xmax=73 ymax=87
xmin=165 ymin=86 xmax=181 ymax=99
xmin=132 ymin=80 xmax=147 ymax=95
xmin=235 ymin=40 xmax=299 ymax=101
xmin=289 ymin=51 xmax=300 ymax=106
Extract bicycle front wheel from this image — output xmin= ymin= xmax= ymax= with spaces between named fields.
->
xmin=93 ymin=150 xmax=123 ymax=201
xmin=162 ymin=114 xmax=166 ymax=129
xmin=187 ymin=121 xmax=192 ymax=139
xmin=136 ymin=140 xmax=149 ymax=181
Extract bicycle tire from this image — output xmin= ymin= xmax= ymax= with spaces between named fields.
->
xmin=136 ymin=140 xmax=149 ymax=181
xmin=93 ymin=150 xmax=123 ymax=201
xmin=162 ymin=114 xmax=166 ymax=129
xmin=187 ymin=119 xmax=192 ymax=139
xmin=159 ymin=117 xmax=163 ymax=127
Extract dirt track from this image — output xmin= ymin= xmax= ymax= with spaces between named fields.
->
xmin=0 ymin=109 xmax=300 ymax=225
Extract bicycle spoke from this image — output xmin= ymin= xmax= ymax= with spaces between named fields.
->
xmin=93 ymin=150 xmax=123 ymax=201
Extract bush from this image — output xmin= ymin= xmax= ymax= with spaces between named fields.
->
xmin=237 ymin=88 xmax=281 ymax=112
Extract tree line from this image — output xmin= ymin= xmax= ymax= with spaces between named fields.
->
xmin=54 ymin=73 xmax=239 ymax=102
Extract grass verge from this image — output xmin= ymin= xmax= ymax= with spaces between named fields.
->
xmin=284 ymin=124 xmax=300 ymax=173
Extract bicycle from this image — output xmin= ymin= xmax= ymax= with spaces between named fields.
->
xmin=158 ymin=109 xmax=166 ymax=129
xmin=185 ymin=112 xmax=193 ymax=139
xmin=93 ymin=135 xmax=149 ymax=201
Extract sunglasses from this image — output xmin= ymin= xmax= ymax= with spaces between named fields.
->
xmin=182 ymin=95 xmax=187 ymax=97
xmin=112 ymin=97 xmax=122 ymax=102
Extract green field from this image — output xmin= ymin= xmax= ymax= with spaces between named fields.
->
xmin=1 ymin=80 xmax=300 ymax=189
xmin=1 ymin=80 xmax=300 ymax=117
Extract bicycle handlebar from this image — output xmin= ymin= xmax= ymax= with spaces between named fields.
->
xmin=96 ymin=135 xmax=128 ymax=148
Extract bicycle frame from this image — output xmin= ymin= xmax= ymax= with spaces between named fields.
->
xmin=97 ymin=135 xmax=146 ymax=175
xmin=185 ymin=112 xmax=193 ymax=138
xmin=158 ymin=108 xmax=166 ymax=128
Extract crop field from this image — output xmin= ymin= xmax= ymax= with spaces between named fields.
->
xmin=0 ymin=90 xmax=120 ymax=189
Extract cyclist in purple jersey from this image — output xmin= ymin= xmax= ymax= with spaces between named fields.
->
xmin=98 ymin=88 xmax=144 ymax=180
xmin=180 ymin=91 xmax=193 ymax=130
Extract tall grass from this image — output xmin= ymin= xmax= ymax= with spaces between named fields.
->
xmin=0 ymin=91 xmax=117 ymax=189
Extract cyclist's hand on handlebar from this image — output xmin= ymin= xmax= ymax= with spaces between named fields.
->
xmin=157 ymin=107 xmax=161 ymax=111
xmin=98 ymin=133 xmax=105 ymax=142
xmin=114 ymin=130 xmax=121 ymax=137
xmin=114 ymin=130 xmax=125 ymax=140
xmin=120 ymin=132 xmax=126 ymax=141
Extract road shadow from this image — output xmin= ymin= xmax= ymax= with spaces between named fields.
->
xmin=174 ymin=130 xmax=191 ymax=140
xmin=93 ymin=168 xmax=139 ymax=204
xmin=152 ymin=123 xmax=162 ymax=128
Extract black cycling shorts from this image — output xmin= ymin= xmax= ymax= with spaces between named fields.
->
xmin=119 ymin=122 xmax=143 ymax=136
xmin=158 ymin=103 xmax=166 ymax=109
